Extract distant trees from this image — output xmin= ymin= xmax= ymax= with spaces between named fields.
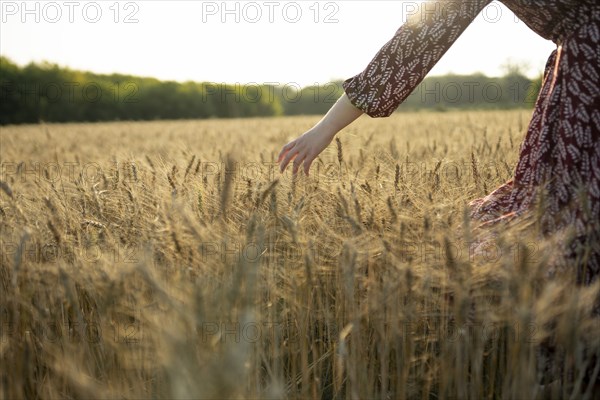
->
xmin=0 ymin=57 xmax=541 ymax=125
xmin=400 ymin=72 xmax=541 ymax=111
xmin=0 ymin=57 xmax=282 ymax=125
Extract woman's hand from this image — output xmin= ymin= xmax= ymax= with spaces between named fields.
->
xmin=277 ymin=127 xmax=335 ymax=175
xmin=277 ymin=93 xmax=364 ymax=176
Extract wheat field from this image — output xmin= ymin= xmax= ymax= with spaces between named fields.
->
xmin=1 ymin=110 xmax=598 ymax=399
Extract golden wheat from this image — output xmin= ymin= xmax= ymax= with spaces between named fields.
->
xmin=0 ymin=111 xmax=598 ymax=399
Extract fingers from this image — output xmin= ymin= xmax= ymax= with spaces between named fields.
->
xmin=281 ymin=147 xmax=309 ymax=176
xmin=278 ymin=139 xmax=315 ymax=176
xmin=277 ymin=141 xmax=296 ymax=163
xmin=279 ymin=145 xmax=300 ymax=173
xmin=292 ymin=152 xmax=307 ymax=175
xmin=303 ymin=155 xmax=315 ymax=176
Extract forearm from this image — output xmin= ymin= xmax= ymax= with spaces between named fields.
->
xmin=313 ymin=93 xmax=364 ymax=138
xmin=277 ymin=93 xmax=365 ymax=174
xmin=342 ymin=0 xmax=491 ymax=117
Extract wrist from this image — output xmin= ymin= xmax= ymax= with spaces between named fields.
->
xmin=315 ymin=120 xmax=340 ymax=140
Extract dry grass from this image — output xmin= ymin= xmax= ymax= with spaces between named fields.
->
xmin=1 ymin=111 xmax=598 ymax=399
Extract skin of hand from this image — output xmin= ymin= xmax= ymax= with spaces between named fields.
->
xmin=278 ymin=93 xmax=364 ymax=175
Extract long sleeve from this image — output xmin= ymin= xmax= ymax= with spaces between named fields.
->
xmin=343 ymin=0 xmax=491 ymax=117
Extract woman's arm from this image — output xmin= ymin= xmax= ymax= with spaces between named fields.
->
xmin=278 ymin=93 xmax=363 ymax=175
xmin=342 ymin=0 xmax=491 ymax=117
xmin=278 ymin=0 xmax=491 ymax=175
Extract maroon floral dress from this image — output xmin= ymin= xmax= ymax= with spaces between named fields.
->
xmin=343 ymin=0 xmax=600 ymax=287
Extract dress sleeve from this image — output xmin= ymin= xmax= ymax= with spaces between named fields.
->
xmin=343 ymin=0 xmax=491 ymax=117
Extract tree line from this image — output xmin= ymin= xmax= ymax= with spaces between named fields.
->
xmin=0 ymin=57 xmax=541 ymax=125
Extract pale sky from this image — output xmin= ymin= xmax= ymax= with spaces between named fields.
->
xmin=1 ymin=1 xmax=556 ymax=87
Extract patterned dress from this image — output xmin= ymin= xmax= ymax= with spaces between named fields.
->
xmin=342 ymin=0 xmax=600 ymax=287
